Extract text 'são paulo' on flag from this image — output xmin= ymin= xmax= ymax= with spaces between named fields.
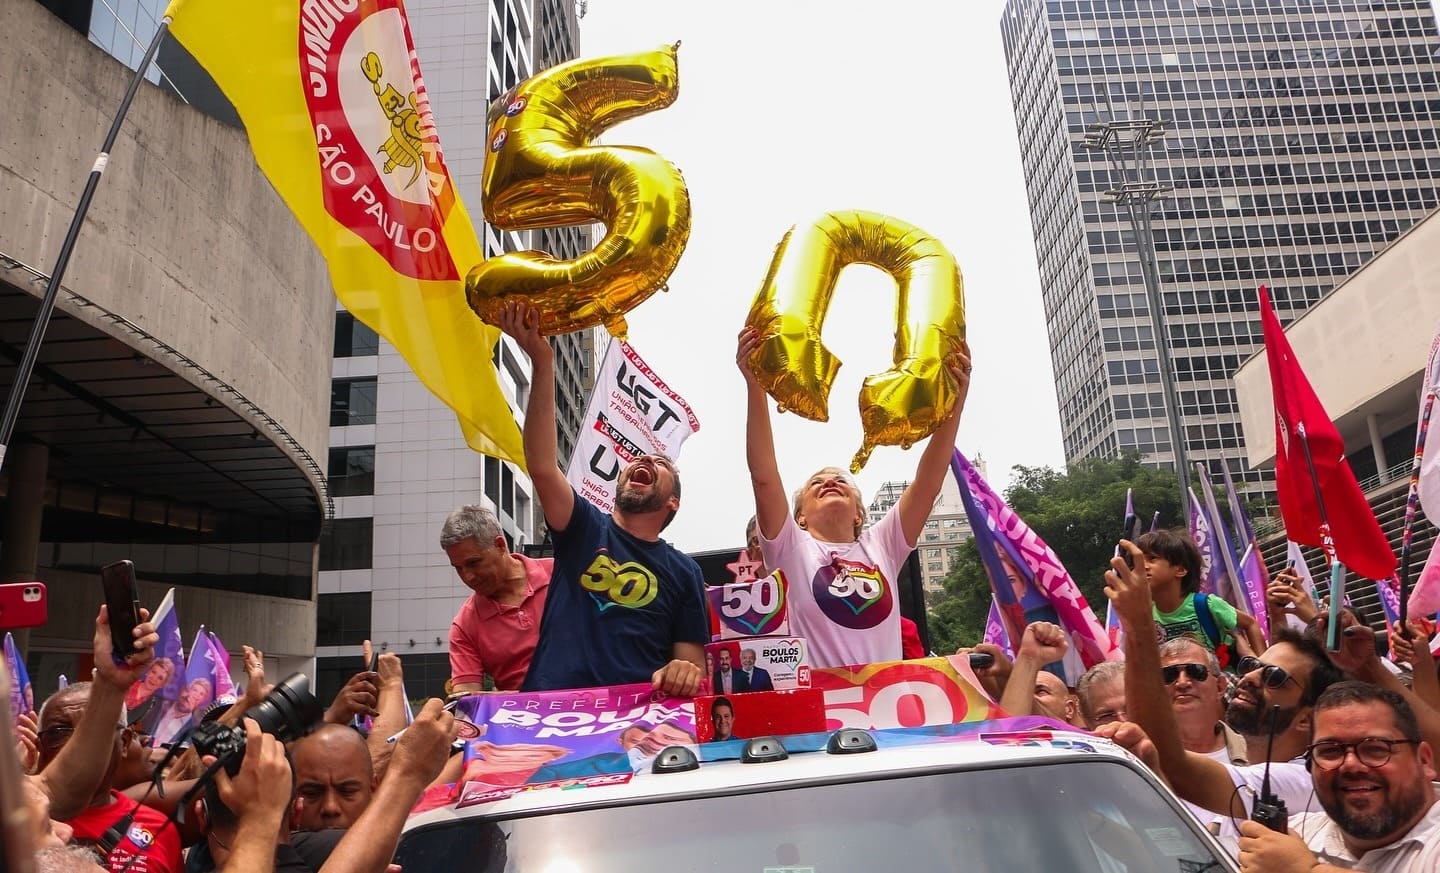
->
xmin=165 ymin=0 xmax=525 ymax=466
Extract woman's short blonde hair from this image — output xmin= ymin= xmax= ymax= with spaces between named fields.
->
xmin=791 ymin=466 xmax=866 ymax=538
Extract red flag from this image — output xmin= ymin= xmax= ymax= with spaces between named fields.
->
xmin=1259 ymin=286 xmax=1395 ymax=580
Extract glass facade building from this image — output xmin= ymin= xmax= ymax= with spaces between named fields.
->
xmin=1001 ymin=0 xmax=1440 ymax=487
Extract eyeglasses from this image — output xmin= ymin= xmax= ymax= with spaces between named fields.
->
xmin=1234 ymin=656 xmax=1300 ymax=690
xmin=1307 ymin=738 xmax=1415 ymax=770
xmin=1161 ymin=663 xmax=1210 ymax=684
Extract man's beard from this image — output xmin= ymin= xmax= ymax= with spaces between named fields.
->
xmin=1225 ymin=695 xmax=1299 ymax=736
xmin=1321 ymin=773 xmax=1428 ymax=841
xmin=616 ymin=485 xmax=664 ymax=514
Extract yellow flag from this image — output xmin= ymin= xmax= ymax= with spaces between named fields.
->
xmin=165 ymin=0 xmax=525 ymax=468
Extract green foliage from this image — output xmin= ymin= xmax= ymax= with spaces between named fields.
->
xmin=924 ymin=453 xmax=1185 ymax=652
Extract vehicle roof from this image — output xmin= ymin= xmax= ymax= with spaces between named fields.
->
xmin=403 ymin=726 xmax=1149 ymax=832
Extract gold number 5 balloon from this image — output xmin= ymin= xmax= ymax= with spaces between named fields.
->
xmin=466 ymin=45 xmax=692 ymax=340
xmin=743 ymin=210 xmax=966 ymax=473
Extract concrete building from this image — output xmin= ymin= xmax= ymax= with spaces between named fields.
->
xmin=317 ymin=0 xmax=597 ymax=700
xmin=1233 ymin=207 xmax=1440 ymax=621
xmin=1001 ymin=0 xmax=1440 ymax=490
xmin=866 ymin=463 xmax=978 ymax=599
xmin=1 ymin=0 xmax=332 ymax=693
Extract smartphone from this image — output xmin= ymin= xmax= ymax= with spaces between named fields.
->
xmin=968 ymin=652 xmax=995 ymax=670
xmin=0 ymin=581 xmax=47 ymax=630
xmin=1120 ymin=512 xmax=1140 ymax=568
xmin=100 ymin=560 xmax=142 ymax=660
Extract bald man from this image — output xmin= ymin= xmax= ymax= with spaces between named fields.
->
xmin=290 ymin=724 xmax=376 ymax=831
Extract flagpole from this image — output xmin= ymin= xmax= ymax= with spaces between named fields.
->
xmin=1397 ymin=391 xmax=1435 ymax=631
xmin=1297 ymin=423 xmax=1344 ymax=651
xmin=0 ymin=19 xmax=172 ymax=471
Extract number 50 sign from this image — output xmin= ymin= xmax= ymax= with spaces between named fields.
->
xmin=813 ymin=657 xmax=1002 ymax=731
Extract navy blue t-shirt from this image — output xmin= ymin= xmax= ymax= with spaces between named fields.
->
xmin=522 ymin=492 xmax=709 ymax=691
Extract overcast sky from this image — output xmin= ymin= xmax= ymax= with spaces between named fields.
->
xmin=572 ymin=0 xmax=1065 ymax=553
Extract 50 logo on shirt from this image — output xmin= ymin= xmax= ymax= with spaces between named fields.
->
xmin=581 ymin=553 xmax=658 ymax=610
xmin=813 ymin=558 xmax=892 ymax=629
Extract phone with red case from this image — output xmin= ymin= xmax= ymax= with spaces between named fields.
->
xmin=0 ymin=581 xmax=47 ymax=630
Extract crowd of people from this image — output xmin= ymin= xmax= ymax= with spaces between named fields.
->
xmin=5 ymin=301 xmax=1438 ymax=872
xmin=959 ymin=532 xmax=1440 ymax=872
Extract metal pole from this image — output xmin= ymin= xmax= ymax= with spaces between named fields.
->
xmin=1087 ymin=116 xmax=1191 ymax=525
xmin=0 ymin=19 xmax=172 ymax=472
xmin=1297 ymin=424 xmax=1344 ymax=652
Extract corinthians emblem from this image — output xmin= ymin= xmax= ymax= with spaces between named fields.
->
xmin=299 ymin=0 xmax=460 ymax=281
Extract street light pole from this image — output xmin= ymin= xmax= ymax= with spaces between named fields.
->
xmin=1082 ymin=116 xmax=1192 ymax=525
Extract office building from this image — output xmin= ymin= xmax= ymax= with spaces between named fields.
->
xmin=318 ymin=0 xmax=596 ymax=699
xmin=3 ymin=0 xmax=332 ymax=693
xmin=1001 ymin=0 xmax=1440 ymax=489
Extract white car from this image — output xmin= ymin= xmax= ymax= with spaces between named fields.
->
xmin=396 ymin=724 xmax=1240 ymax=872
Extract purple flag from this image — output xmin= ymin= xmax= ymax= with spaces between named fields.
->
xmin=206 ymin=631 xmax=235 ymax=698
xmin=983 ymin=597 xmax=1014 ymax=660
xmin=127 ymin=588 xmax=185 ymax=735
xmin=1149 ymin=511 xmax=1161 ymax=533
xmin=149 ymin=625 xmax=214 ymax=746
xmin=1196 ymin=462 xmax=1262 ymax=622
xmin=1188 ymin=488 xmax=1223 ymax=596
xmin=1374 ymin=574 xmax=1402 ymax=626
xmin=952 ymin=451 xmax=1120 ymax=676
xmin=1223 ymin=464 xmax=1271 ymax=641
xmin=3 ymin=633 xmax=33 ymax=719
xmin=951 ymin=453 xmax=1027 ymax=652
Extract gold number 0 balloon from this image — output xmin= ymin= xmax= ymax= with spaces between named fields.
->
xmin=743 ymin=210 xmax=966 ymax=473
xmin=465 ymin=45 xmax=692 ymax=340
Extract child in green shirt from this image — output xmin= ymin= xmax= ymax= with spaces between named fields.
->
xmin=1135 ymin=529 xmax=1262 ymax=663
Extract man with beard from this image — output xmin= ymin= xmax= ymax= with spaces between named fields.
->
xmin=1237 ymin=682 xmax=1439 ymax=872
xmin=499 ymin=303 xmax=707 ymax=695
xmin=1106 ymin=540 xmax=1341 ymax=823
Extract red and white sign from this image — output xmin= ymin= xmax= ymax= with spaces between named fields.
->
xmin=566 ymin=340 xmax=700 ymax=514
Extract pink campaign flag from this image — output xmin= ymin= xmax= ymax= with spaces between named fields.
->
xmin=953 ymin=452 xmax=1120 ymax=671
xmin=1409 ymin=321 xmax=1440 ymax=618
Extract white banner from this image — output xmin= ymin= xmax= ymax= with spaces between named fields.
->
xmin=565 ymin=340 xmax=700 ymax=514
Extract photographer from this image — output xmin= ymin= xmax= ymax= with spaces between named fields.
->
xmin=192 ymin=719 xmax=295 ymax=873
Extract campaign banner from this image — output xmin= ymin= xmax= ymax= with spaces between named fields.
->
xmin=452 ymin=684 xmax=696 ymax=791
xmin=565 ymin=340 xmax=700 ymax=514
xmin=706 ymin=575 xmax=789 ymax=640
xmin=813 ymin=656 xmax=1004 ymax=731
xmin=706 ymin=638 xmax=810 ymax=692
xmin=695 ymin=689 xmax=826 ymax=743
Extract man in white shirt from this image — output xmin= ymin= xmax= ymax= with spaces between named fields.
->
xmin=1237 ymin=681 xmax=1438 ymax=872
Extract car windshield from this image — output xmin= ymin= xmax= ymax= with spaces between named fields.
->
xmin=396 ymin=758 xmax=1230 ymax=872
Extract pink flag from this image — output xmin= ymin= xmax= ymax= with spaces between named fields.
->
xmin=953 ymin=452 xmax=1120 ymax=671
xmin=1412 ymin=539 xmax=1440 ymax=617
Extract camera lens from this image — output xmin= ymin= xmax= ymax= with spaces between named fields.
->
xmin=245 ymin=673 xmax=324 ymax=742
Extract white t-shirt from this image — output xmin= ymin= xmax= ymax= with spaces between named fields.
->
xmin=1291 ymin=791 xmax=1440 ymax=872
xmin=760 ymin=506 xmax=908 ymax=669
xmin=1225 ymin=759 xmax=1318 ymax=819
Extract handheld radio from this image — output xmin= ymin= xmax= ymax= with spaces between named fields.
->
xmin=1250 ymin=705 xmax=1289 ymax=833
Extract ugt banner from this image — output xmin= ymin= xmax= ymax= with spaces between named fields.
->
xmin=566 ymin=340 xmax=700 ymax=513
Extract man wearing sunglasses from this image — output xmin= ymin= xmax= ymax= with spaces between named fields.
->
xmin=1159 ymin=638 xmax=1247 ymax=765
xmin=1237 ymin=682 xmax=1438 ymax=872
xmin=1105 ymin=540 xmax=1342 ymax=826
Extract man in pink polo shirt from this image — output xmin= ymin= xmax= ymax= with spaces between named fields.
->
xmin=441 ymin=505 xmax=553 ymax=692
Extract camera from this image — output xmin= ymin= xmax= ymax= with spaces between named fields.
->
xmin=191 ymin=673 xmax=323 ymax=775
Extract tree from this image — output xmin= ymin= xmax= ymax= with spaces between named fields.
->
xmin=925 ymin=453 xmax=1184 ymax=653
